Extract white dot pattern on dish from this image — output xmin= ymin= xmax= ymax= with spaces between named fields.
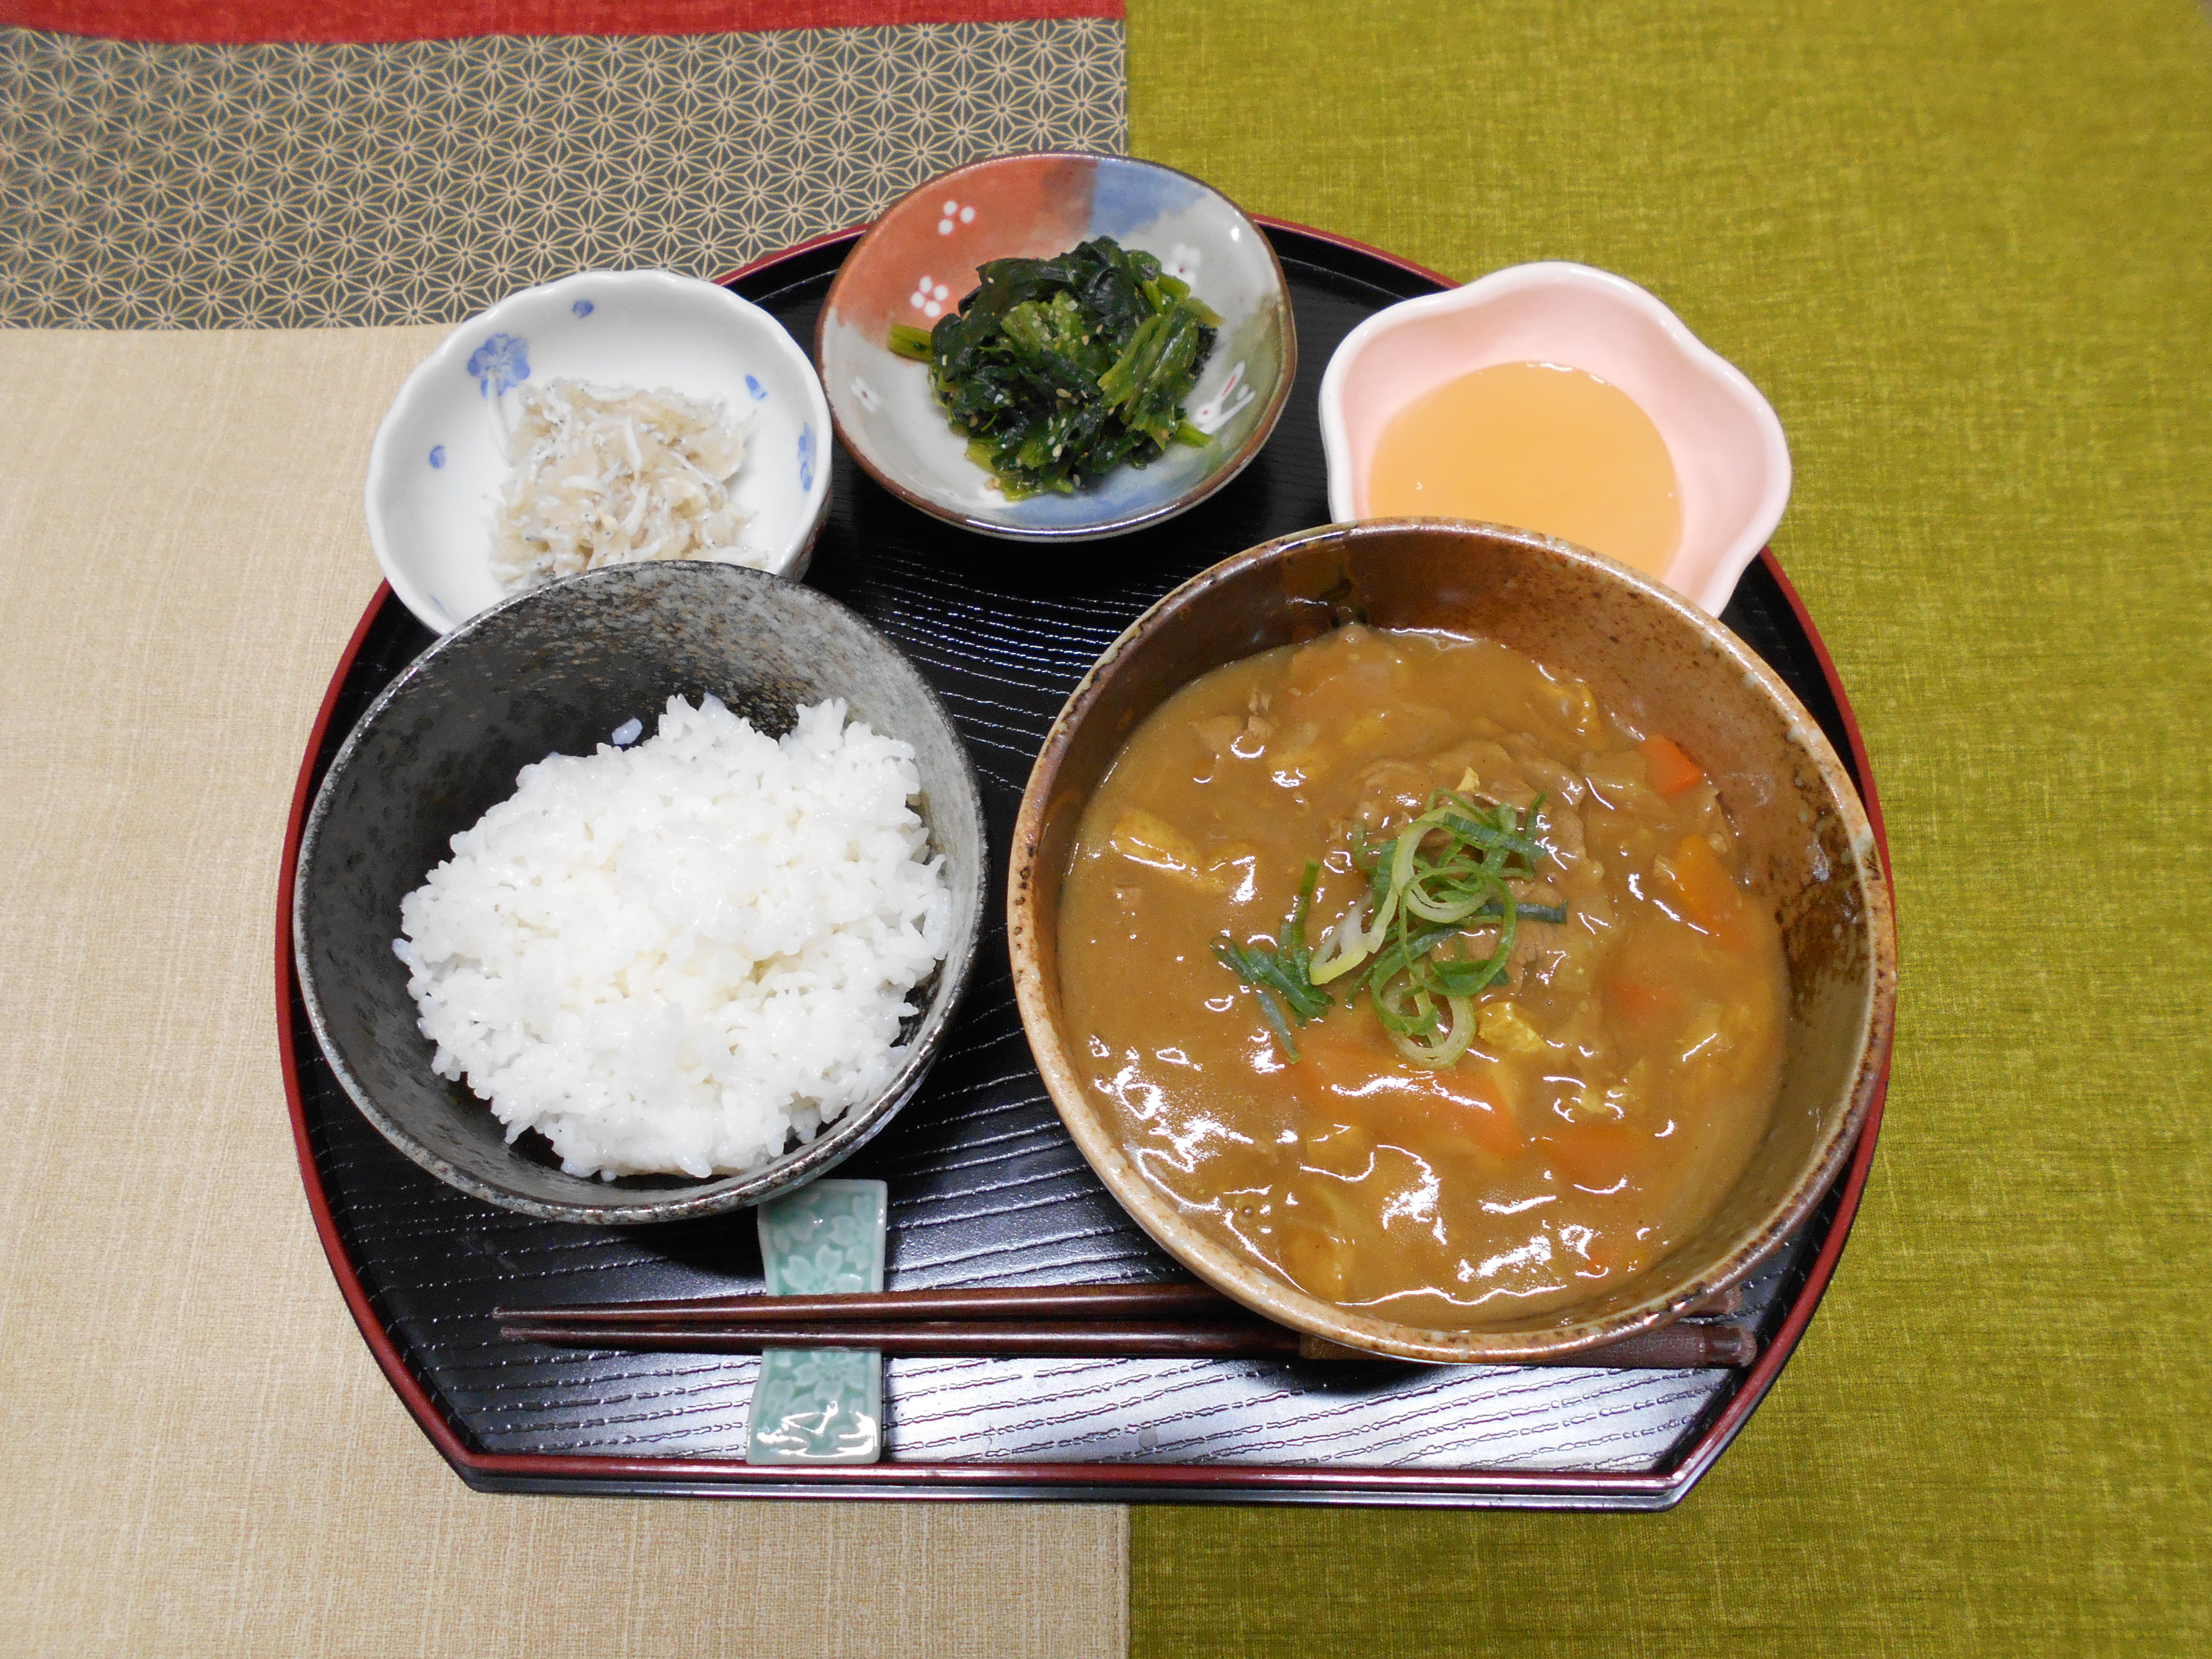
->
xmin=909 ymin=275 xmax=953 ymax=319
xmin=936 ymin=200 xmax=975 ymax=235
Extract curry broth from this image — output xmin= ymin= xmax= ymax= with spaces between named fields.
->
xmin=1056 ymin=626 xmax=1789 ymax=1326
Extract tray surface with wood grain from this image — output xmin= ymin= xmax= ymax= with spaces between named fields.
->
xmin=275 ymin=222 xmax=1891 ymax=1509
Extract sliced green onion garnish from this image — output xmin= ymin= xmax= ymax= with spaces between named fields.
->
xmin=1210 ymin=790 xmax=1569 ymax=1067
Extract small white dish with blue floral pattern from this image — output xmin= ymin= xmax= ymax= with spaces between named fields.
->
xmin=367 ymin=269 xmax=833 ymax=634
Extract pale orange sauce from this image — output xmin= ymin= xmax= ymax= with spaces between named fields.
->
xmin=1365 ymin=362 xmax=1683 ymax=579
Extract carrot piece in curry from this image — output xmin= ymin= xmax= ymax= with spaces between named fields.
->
xmin=1639 ymin=733 xmax=1707 ymax=799
xmin=1656 ymin=833 xmax=1755 ymax=954
xmin=1542 ymin=1121 xmax=1641 ymax=1190
xmin=1605 ymin=976 xmax=1683 ymax=1039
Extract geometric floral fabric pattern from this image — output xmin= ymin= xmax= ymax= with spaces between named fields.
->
xmin=0 ymin=19 xmax=1124 ymax=328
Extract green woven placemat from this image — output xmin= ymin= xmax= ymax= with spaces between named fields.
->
xmin=1125 ymin=0 xmax=2210 ymax=1653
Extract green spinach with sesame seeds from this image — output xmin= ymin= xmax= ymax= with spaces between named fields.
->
xmin=887 ymin=236 xmax=1218 ymax=501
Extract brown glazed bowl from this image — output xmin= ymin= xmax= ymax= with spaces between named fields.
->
xmin=1008 ymin=520 xmax=1896 ymax=1363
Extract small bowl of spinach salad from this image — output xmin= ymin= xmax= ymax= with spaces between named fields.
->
xmin=817 ymin=152 xmax=1296 ymax=541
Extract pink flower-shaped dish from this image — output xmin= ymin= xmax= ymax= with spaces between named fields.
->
xmin=1319 ymin=262 xmax=1790 ymax=615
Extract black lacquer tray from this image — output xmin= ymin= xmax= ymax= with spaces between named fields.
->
xmin=276 ymin=222 xmax=1890 ymax=1509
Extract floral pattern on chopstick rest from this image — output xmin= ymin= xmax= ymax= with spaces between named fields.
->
xmin=747 ymin=1178 xmax=887 ymax=1466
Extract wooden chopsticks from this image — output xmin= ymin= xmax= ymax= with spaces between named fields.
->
xmin=494 ymin=1281 xmax=1758 ymax=1369
xmin=498 ymin=1280 xmax=1233 ymax=1327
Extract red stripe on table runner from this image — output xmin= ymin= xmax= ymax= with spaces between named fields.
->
xmin=0 ymin=0 xmax=1120 ymax=44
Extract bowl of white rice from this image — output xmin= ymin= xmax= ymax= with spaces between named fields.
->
xmin=293 ymin=561 xmax=985 ymax=1224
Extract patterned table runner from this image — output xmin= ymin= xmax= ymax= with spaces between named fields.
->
xmin=2 ymin=15 xmax=1122 ymax=327
xmin=0 ymin=6 xmax=1131 ymax=1656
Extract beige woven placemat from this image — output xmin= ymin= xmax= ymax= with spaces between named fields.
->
xmin=0 ymin=323 xmax=1126 ymax=1659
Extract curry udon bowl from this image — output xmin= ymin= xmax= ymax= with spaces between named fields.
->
xmin=1008 ymin=520 xmax=1895 ymax=1364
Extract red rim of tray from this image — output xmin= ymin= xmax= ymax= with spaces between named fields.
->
xmin=276 ymin=217 xmax=1892 ymax=1507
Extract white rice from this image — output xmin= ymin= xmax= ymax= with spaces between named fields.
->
xmin=392 ymin=695 xmax=952 ymax=1180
